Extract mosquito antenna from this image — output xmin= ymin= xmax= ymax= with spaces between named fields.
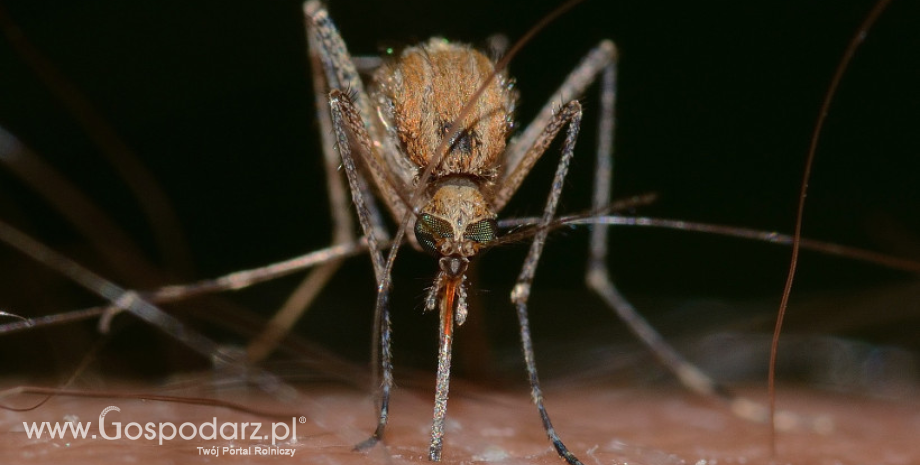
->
xmin=492 ymin=194 xmax=659 ymax=246
xmin=522 ymin=214 xmax=920 ymax=273
xmin=769 ymin=0 xmax=893 ymax=454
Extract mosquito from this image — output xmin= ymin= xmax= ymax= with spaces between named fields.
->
xmin=293 ymin=1 xmax=772 ymax=462
xmin=0 ymin=1 xmax=917 ymax=464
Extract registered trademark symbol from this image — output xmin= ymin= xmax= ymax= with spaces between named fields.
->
xmin=298 ymin=416 xmax=306 ymax=424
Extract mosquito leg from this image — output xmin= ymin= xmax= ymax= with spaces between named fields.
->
xmin=356 ymin=278 xmax=395 ymax=452
xmin=582 ymin=43 xmax=779 ymax=424
xmin=246 ymin=2 xmax=397 ymax=362
xmin=493 ymin=40 xmax=615 ymax=211
xmin=327 ymin=89 xmax=397 ymax=450
xmin=494 ymin=35 xmax=772 ymax=420
xmin=245 ymin=264 xmax=342 ymax=362
xmin=0 ymin=219 xmax=236 ymax=366
xmin=510 ymin=101 xmax=585 ymax=465
xmin=581 ymin=44 xmax=721 ymax=395
xmin=302 ymin=5 xmax=408 ymax=449
xmin=303 ymin=1 xmax=409 ymax=222
xmin=304 ymin=1 xmax=407 ymax=243
xmin=303 ymin=2 xmax=368 ymax=110
xmin=246 ymin=10 xmax=361 ymax=362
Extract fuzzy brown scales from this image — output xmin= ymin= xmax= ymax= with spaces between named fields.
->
xmin=372 ymin=38 xmax=513 ymax=261
xmin=373 ymin=38 xmax=515 ymax=181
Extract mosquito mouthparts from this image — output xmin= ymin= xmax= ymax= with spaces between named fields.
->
xmin=439 ymin=256 xmax=468 ymax=278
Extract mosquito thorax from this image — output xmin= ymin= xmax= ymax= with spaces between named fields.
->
xmin=372 ymin=37 xmax=516 ymax=180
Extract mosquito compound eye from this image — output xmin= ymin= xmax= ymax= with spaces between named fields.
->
xmin=464 ymin=218 xmax=498 ymax=244
xmin=415 ymin=213 xmax=453 ymax=256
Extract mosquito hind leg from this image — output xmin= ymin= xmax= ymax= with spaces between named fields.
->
xmin=247 ymin=3 xmax=357 ymax=362
xmin=585 ymin=57 xmax=725 ymax=397
xmin=584 ymin=44 xmax=785 ymax=425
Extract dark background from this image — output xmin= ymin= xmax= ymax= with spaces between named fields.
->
xmin=0 ymin=0 xmax=917 ymax=384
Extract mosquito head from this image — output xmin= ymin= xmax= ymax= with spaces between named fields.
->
xmin=414 ymin=178 xmax=498 ymax=263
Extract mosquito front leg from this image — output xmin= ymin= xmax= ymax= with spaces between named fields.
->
xmin=508 ymin=101 xmax=585 ymax=465
xmin=304 ymin=3 xmax=392 ymax=243
xmin=303 ymin=1 xmax=410 ymax=223
xmin=326 ymin=89 xmax=397 ymax=451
